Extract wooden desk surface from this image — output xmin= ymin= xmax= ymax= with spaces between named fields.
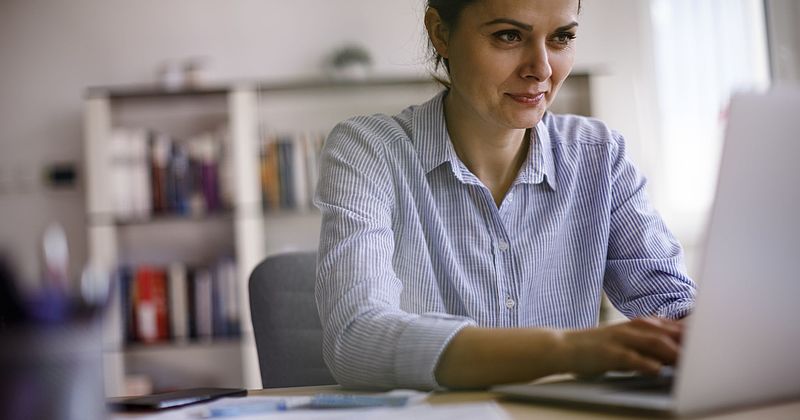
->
xmin=249 ymin=385 xmax=800 ymax=419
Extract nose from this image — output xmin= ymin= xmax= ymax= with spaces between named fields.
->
xmin=519 ymin=42 xmax=552 ymax=82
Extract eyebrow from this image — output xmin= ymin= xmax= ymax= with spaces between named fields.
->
xmin=482 ymin=18 xmax=579 ymax=33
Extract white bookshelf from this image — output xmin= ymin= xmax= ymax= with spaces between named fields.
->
xmin=84 ymin=85 xmax=265 ymax=395
xmin=83 ymin=77 xmax=441 ymax=396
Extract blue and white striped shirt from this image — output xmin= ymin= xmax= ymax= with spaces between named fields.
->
xmin=314 ymin=90 xmax=696 ymax=391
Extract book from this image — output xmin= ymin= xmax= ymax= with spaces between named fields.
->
xmin=108 ymin=126 xmax=233 ymax=220
xmin=135 ymin=130 xmax=154 ymax=220
xmin=261 ymin=136 xmax=281 ymax=211
xmin=303 ymin=132 xmax=319 ymax=209
xmin=214 ymin=258 xmax=239 ymax=336
xmin=134 ymin=267 xmax=156 ymax=343
xmin=211 ymin=265 xmax=225 ymax=337
xmin=186 ymin=267 xmax=197 ymax=339
xmin=260 ymin=131 xmax=325 ymax=212
xmin=168 ymin=142 xmax=191 ymax=215
xmin=196 ymin=136 xmax=222 ymax=212
xmin=292 ymin=133 xmax=309 ymax=212
xmin=118 ymin=266 xmax=137 ymax=343
xmin=278 ymin=138 xmax=295 ymax=209
xmin=120 ymin=259 xmax=239 ymax=345
xmin=218 ymin=127 xmax=235 ymax=211
xmin=135 ymin=267 xmax=169 ymax=343
xmin=193 ymin=268 xmax=213 ymax=339
xmin=109 ymin=129 xmax=132 ymax=219
xmin=168 ymin=262 xmax=188 ymax=341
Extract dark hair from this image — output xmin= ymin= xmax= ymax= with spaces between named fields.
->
xmin=426 ymin=0 xmax=582 ymax=86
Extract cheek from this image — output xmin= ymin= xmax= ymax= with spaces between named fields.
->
xmin=452 ymin=44 xmax=515 ymax=84
xmin=549 ymin=51 xmax=576 ymax=93
xmin=452 ymin=50 xmax=501 ymax=95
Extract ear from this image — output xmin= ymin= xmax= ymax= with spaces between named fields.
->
xmin=425 ymin=8 xmax=450 ymax=59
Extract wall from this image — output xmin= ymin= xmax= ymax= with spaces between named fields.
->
xmin=0 ymin=0 xmax=662 ymax=283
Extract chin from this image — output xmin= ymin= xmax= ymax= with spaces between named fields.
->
xmin=507 ymin=111 xmax=545 ymax=129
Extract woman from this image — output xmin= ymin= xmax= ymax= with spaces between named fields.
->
xmin=314 ymin=0 xmax=696 ymax=390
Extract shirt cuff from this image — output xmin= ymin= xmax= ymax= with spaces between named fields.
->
xmin=655 ymin=300 xmax=694 ymax=319
xmin=394 ymin=313 xmax=475 ymax=390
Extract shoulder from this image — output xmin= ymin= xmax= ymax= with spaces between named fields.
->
xmin=541 ymin=112 xmax=623 ymax=149
xmin=327 ymin=106 xmax=414 ymax=150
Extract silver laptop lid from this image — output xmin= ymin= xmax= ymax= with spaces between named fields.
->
xmin=674 ymin=89 xmax=800 ymax=416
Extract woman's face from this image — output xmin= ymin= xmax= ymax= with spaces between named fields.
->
xmin=431 ymin=0 xmax=579 ymax=130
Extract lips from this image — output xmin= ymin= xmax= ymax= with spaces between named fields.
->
xmin=506 ymin=92 xmax=546 ymax=106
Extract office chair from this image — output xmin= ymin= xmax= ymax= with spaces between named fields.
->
xmin=248 ymin=251 xmax=336 ymax=388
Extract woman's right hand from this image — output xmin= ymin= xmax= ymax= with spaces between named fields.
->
xmin=559 ymin=317 xmax=683 ymax=376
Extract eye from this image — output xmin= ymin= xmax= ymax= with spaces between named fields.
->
xmin=494 ymin=30 xmax=523 ymax=44
xmin=552 ymin=31 xmax=577 ymax=46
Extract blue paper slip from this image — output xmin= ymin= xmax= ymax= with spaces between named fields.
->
xmin=205 ymin=399 xmax=286 ymax=417
xmin=309 ymin=394 xmax=410 ymax=409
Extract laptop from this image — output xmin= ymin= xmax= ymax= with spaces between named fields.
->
xmin=493 ymin=88 xmax=800 ymax=417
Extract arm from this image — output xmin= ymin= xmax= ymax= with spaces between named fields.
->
xmin=436 ymin=318 xmax=684 ymax=389
xmin=315 ymin=118 xmax=474 ymax=390
xmin=602 ymin=133 xmax=697 ymax=319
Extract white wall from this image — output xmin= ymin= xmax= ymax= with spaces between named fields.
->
xmin=0 ymin=0 xmax=662 ymax=283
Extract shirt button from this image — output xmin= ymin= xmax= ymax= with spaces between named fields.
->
xmin=505 ymin=297 xmax=516 ymax=309
xmin=498 ymin=240 xmax=509 ymax=251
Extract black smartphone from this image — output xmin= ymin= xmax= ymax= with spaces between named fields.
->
xmin=108 ymin=387 xmax=247 ymax=410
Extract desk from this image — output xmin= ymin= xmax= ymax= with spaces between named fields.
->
xmin=248 ymin=385 xmax=800 ymax=419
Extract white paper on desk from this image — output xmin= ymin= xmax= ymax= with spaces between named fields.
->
xmin=109 ymin=396 xmax=509 ymax=420
xmin=202 ymin=402 xmax=510 ymax=420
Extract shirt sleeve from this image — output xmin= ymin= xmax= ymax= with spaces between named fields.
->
xmin=602 ymin=132 xmax=697 ymax=320
xmin=314 ymin=117 xmax=474 ymax=390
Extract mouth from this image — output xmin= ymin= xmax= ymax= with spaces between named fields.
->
xmin=506 ymin=92 xmax=546 ymax=106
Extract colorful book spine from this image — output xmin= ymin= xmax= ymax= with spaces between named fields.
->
xmin=134 ymin=267 xmax=168 ymax=343
xmin=110 ymin=127 xmax=230 ymax=220
xmin=150 ymin=133 xmax=171 ymax=215
xmin=118 ymin=259 xmax=240 ymax=346
xmin=260 ymin=131 xmax=325 ymax=212
xmin=262 ymin=138 xmax=281 ymax=211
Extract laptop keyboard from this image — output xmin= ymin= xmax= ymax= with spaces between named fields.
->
xmin=589 ymin=368 xmax=674 ymax=395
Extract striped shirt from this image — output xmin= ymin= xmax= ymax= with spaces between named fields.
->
xmin=314 ymin=90 xmax=696 ymax=391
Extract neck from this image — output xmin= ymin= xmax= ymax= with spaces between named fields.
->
xmin=443 ymin=90 xmax=530 ymax=204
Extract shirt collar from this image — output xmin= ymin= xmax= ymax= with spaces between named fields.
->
xmin=413 ymin=90 xmax=557 ymax=190
xmin=414 ymin=91 xmax=455 ymax=174
xmin=526 ymin=119 xmax=558 ymax=191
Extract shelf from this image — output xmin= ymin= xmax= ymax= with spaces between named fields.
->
xmin=87 ymin=85 xmax=231 ymax=100
xmin=257 ymin=76 xmax=437 ymax=93
xmin=119 ymin=336 xmax=242 ymax=354
xmin=86 ymin=76 xmax=438 ymax=100
xmin=111 ymin=212 xmax=234 ymax=227
xmin=121 ymin=338 xmax=245 ymax=392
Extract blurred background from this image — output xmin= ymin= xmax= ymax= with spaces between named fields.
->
xmin=0 ymin=0 xmax=797 ymax=398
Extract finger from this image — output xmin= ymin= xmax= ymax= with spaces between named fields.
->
xmin=630 ymin=317 xmax=683 ymax=343
xmin=614 ymin=328 xmax=680 ymax=365
xmin=608 ymin=346 xmax=662 ymax=375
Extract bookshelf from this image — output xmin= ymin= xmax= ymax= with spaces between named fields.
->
xmin=83 ymin=77 xmax=441 ymax=397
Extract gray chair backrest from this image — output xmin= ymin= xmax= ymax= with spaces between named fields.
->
xmin=248 ymin=251 xmax=336 ymax=388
